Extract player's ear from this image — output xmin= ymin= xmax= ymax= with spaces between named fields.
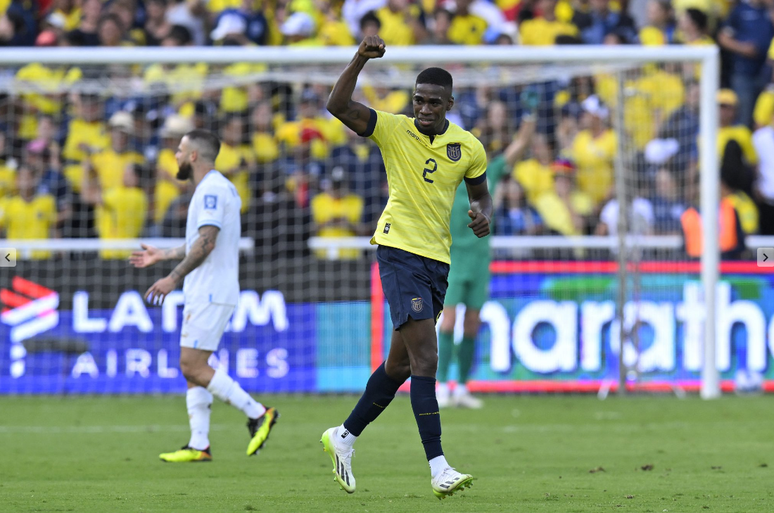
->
xmin=446 ymin=95 xmax=454 ymax=111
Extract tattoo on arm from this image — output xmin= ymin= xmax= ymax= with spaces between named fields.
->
xmin=162 ymin=245 xmax=186 ymax=261
xmin=346 ymin=107 xmax=361 ymax=120
xmin=167 ymin=226 xmax=219 ymax=284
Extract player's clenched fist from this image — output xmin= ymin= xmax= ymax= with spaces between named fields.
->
xmin=358 ymin=36 xmax=386 ymax=59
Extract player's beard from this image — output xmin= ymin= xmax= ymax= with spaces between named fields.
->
xmin=176 ymin=161 xmax=192 ymax=181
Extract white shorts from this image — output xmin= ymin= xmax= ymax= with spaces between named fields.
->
xmin=180 ymin=302 xmax=235 ymax=351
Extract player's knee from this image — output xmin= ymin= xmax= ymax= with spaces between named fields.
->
xmin=385 ymin=358 xmax=411 ymax=382
xmin=179 ymin=356 xmax=204 ymax=383
xmin=411 ymin=352 xmax=438 ymax=376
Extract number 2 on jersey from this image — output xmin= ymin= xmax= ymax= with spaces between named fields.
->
xmin=422 ymin=158 xmax=437 ymax=184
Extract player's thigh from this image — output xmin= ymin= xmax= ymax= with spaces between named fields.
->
xmin=180 ymin=302 xmax=235 ymax=352
xmin=398 ymin=317 xmax=439 ymax=376
xmin=463 ymin=269 xmax=490 ymax=311
xmin=443 ymin=269 xmax=468 ymax=310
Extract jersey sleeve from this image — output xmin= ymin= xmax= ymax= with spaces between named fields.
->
xmin=464 ymin=138 xmax=488 ymax=185
xmin=364 ymin=109 xmax=400 ymax=145
xmin=196 ymin=185 xmax=227 ymax=230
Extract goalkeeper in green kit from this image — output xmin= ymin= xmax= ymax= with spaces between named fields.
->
xmin=436 ymin=90 xmax=538 ymax=408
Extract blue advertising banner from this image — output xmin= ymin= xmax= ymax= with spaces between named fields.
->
xmin=0 ymin=286 xmax=317 ymax=394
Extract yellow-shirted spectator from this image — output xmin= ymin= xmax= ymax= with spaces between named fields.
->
xmin=377 ymin=0 xmax=426 ymax=46
xmin=62 ymin=94 xmax=111 ymax=192
xmin=570 ymin=96 xmax=617 ymax=205
xmin=215 ymin=114 xmax=254 ymax=213
xmin=0 ymin=133 xmax=14 ymax=198
xmin=250 ymin=101 xmax=280 ymax=163
xmin=153 ymin=115 xmax=194 ymax=225
xmin=276 ymin=89 xmax=345 ymax=160
xmin=533 ymin=158 xmax=593 ymax=236
xmin=144 ymin=62 xmax=209 ymax=108
xmin=448 ymin=0 xmax=488 ymax=45
xmin=752 ymin=39 xmax=774 ymax=128
xmin=311 ymin=167 xmax=365 ymax=260
xmin=727 ymin=189 xmax=758 ymax=234
xmin=15 ymin=63 xmax=82 ymax=140
xmin=0 ymin=166 xmax=57 ymax=260
xmin=220 ymin=62 xmax=268 ymax=114
xmin=316 ymin=0 xmax=356 ymax=46
xmin=596 ymin=68 xmax=684 ymax=150
xmin=639 ymin=0 xmax=677 ymax=45
xmin=676 ymin=8 xmax=714 ymax=79
xmin=362 ymin=85 xmax=410 ymax=114
xmin=83 ymin=163 xmax=148 ymax=260
xmin=519 ymin=0 xmax=578 ymax=45
xmin=82 ymin=111 xmax=145 ymax=194
xmin=717 ymin=89 xmax=757 ymax=165
xmin=280 ymin=11 xmax=319 ymax=45
xmin=513 ymin=133 xmax=555 ymax=204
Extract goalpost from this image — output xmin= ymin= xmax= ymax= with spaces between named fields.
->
xmin=0 ymin=46 xmax=721 ymax=397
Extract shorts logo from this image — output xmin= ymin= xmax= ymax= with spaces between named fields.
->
xmin=204 ymin=195 xmax=217 ymax=210
xmin=411 ymin=297 xmax=423 ymax=313
xmin=447 ymin=143 xmax=461 ymax=162
xmin=383 ymin=223 xmax=391 ymax=234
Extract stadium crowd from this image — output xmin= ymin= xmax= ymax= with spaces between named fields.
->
xmin=0 ymin=0 xmax=773 ymax=260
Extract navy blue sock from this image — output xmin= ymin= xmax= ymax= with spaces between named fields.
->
xmin=343 ymin=362 xmax=404 ymax=436
xmin=410 ymin=375 xmax=443 ymax=461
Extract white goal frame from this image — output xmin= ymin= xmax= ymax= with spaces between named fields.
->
xmin=0 ymin=45 xmax=721 ymax=398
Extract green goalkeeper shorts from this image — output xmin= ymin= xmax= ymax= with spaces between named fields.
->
xmin=443 ymin=268 xmax=490 ymax=311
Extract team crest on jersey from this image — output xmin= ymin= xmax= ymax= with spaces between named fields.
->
xmin=204 ymin=195 xmax=217 ymax=209
xmin=411 ymin=297 xmax=424 ymax=313
xmin=447 ymin=143 xmax=461 ymax=162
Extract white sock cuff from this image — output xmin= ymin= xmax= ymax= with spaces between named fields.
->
xmin=207 ymin=368 xmax=235 ymax=401
xmin=186 ymin=386 xmax=213 ymax=407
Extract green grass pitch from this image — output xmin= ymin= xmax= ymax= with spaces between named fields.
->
xmin=1 ymin=394 xmax=773 ymax=512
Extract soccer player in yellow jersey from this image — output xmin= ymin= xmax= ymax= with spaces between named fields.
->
xmin=320 ymin=35 xmax=491 ymax=500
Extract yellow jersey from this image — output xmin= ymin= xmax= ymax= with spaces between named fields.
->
xmin=367 ymin=110 xmax=487 ymax=264
xmin=215 ymin=142 xmax=254 ymax=213
xmin=96 ymin=186 xmax=148 ymax=259
xmin=62 ymin=118 xmax=109 ymax=162
xmin=154 ymin=149 xmax=182 ymax=224
xmin=311 ymin=192 xmax=364 ymax=260
xmin=513 ymin=159 xmax=554 ymax=203
xmin=0 ymin=195 xmax=57 ymax=259
xmin=89 ymin=148 xmax=145 ymax=191
xmin=718 ymin=125 xmax=758 ymax=165
xmin=376 ymin=7 xmax=419 ymax=46
xmin=570 ymin=129 xmax=617 ymax=205
xmin=448 ymin=14 xmax=488 ymax=45
xmin=519 ymin=18 xmax=578 ymax=45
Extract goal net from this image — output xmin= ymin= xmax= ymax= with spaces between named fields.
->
xmin=0 ymin=46 xmax=731 ymax=396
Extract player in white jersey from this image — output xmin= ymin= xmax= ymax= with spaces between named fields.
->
xmin=130 ymin=129 xmax=278 ymax=462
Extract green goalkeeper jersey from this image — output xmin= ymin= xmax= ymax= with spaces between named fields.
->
xmin=448 ymin=154 xmax=509 ymax=279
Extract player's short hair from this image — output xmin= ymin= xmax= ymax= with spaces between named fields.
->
xmin=416 ymin=67 xmax=453 ymax=94
xmin=185 ymin=129 xmax=221 ymax=162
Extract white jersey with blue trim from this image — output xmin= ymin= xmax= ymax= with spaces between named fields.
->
xmin=183 ymin=170 xmax=241 ymax=306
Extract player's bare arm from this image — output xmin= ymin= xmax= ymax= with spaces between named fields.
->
xmin=466 ymin=181 xmax=493 ymax=238
xmin=144 ymin=225 xmax=219 ymax=305
xmin=326 ymin=36 xmax=385 ymax=135
xmin=129 ymin=243 xmax=185 ymax=268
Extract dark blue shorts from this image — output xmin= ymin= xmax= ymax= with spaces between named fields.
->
xmin=377 ymin=245 xmax=450 ymax=330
